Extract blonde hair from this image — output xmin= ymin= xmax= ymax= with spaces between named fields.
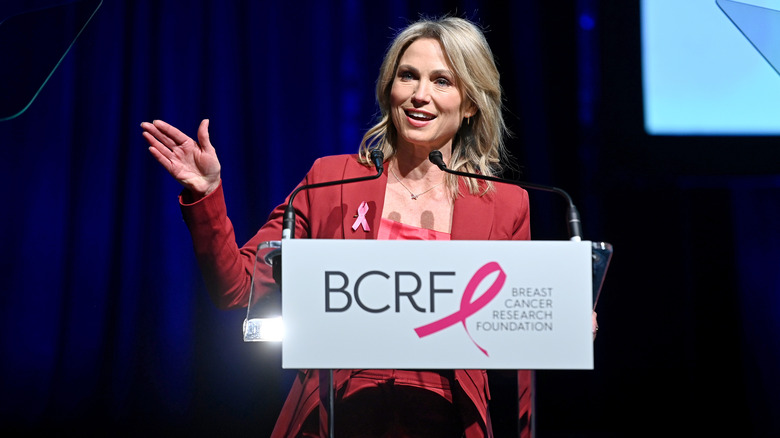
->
xmin=359 ymin=16 xmax=510 ymax=196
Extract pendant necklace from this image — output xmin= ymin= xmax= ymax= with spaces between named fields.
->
xmin=390 ymin=166 xmax=443 ymax=200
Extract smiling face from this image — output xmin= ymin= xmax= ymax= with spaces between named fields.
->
xmin=389 ymin=38 xmax=474 ymax=156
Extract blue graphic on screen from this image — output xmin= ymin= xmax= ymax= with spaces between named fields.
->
xmin=641 ymin=0 xmax=780 ymax=135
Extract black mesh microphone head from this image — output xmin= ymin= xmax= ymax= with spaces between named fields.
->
xmin=370 ymin=149 xmax=384 ymax=171
xmin=428 ymin=150 xmax=447 ymax=169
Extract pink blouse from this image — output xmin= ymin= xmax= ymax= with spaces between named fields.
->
xmin=376 ymin=217 xmax=451 ymax=241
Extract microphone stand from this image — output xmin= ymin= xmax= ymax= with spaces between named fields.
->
xmin=429 ymin=150 xmax=594 ymax=438
xmin=280 ymin=150 xmax=384 ymax=438
xmin=282 ymin=150 xmax=385 ymax=240
xmin=428 ymin=150 xmax=583 ymax=241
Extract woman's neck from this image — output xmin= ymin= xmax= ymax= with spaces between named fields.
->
xmin=392 ymin=143 xmax=451 ymax=181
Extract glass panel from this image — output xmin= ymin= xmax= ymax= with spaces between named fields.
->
xmin=0 ymin=0 xmax=103 ymax=121
xmin=717 ymin=0 xmax=780 ymax=75
xmin=244 ymin=241 xmax=283 ymax=342
xmin=591 ymin=241 xmax=613 ymax=309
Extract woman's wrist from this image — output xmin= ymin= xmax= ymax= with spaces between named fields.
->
xmin=182 ymin=179 xmax=220 ymax=204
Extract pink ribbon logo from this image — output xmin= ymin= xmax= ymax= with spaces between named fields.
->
xmin=351 ymin=201 xmax=370 ymax=232
xmin=414 ymin=261 xmax=506 ymax=357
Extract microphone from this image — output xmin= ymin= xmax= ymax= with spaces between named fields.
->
xmin=428 ymin=150 xmax=583 ymax=241
xmin=282 ymin=149 xmax=385 ymax=240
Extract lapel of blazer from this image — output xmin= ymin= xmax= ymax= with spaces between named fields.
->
xmin=338 ymin=164 xmax=495 ymax=240
xmin=451 ymin=178 xmax=495 ymax=240
xmin=341 ymin=160 xmax=387 ymax=240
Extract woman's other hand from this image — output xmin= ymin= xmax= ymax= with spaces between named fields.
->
xmin=141 ymin=119 xmax=221 ymax=200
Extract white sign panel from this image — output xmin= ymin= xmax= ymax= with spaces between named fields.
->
xmin=281 ymin=240 xmax=593 ymax=370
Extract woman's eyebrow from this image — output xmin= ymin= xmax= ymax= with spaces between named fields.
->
xmin=397 ymin=64 xmax=454 ymax=77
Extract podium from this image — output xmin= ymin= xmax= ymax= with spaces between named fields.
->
xmin=245 ymin=240 xmax=611 ymax=352
xmin=243 ymin=239 xmax=612 ymax=436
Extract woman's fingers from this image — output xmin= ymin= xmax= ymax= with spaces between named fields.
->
xmin=152 ymin=119 xmax=193 ymax=148
xmin=140 ymin=121 xmax=172 ymax=151
xmin=141 ymin=128 xmax=168 ymax=156
xmin=140 ymin=119 xmax=192 ymax=150
xmin=197 ymin=119 xmax=214 ymax=152
xmin=146 ymin=142 xmax=174 ymax=172
xmin=141 ymin=121 xmax=188 ymax=175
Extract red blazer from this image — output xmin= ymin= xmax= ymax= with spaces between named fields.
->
xmin=180 ymin=154 xmax=533 ymax=438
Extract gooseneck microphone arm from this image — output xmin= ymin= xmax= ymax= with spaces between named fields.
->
xmin=282 ymin=150 xmax=385 ymax=240
xmin=429 ymin=150 xmax=583 ymax=241
xmin=279 ymin=150 xmax=384 ymax=438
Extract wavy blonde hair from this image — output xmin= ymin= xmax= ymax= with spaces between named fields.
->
xmin=358 ymin=16 xmax=510 ymax=196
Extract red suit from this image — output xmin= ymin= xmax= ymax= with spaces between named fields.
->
xmin=180 ymin=154 xmax=533 ymax=437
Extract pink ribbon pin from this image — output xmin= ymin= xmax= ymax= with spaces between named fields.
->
xmin=414 ymin=261 xmax=506 ymax=357
xmin=351 ymin=201 xmax=371 ymax=232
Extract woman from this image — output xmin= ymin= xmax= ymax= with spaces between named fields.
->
xmin=142 ymin=16 xmax=592 ymax=438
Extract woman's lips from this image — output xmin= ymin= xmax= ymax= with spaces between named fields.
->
xmin=404 ymin=109 xmax=436 ymax=127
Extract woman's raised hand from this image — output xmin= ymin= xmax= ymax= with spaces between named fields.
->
xmin=141 ymin=119 xmax=221 ymax=199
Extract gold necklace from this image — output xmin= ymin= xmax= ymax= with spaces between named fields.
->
xmin=389 ymin=166 xmax=443 ymax=200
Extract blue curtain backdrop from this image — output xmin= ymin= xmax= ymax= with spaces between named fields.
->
xmin=1 ymin=0 xmax=779 ymax=436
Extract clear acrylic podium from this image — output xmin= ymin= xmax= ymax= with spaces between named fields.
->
xmin=243 ymin=239 xmax=612 ymax=437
